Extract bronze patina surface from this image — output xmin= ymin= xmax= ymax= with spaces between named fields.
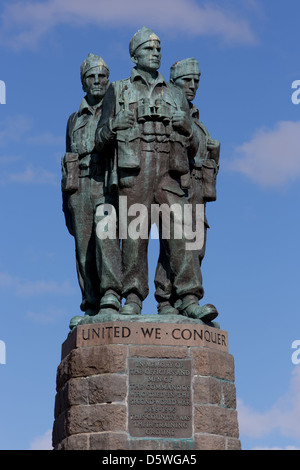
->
xmin=61 ymin=28 xmax=220 ymax=330
xmin=128 ymin=357 xmax=192 ymax=438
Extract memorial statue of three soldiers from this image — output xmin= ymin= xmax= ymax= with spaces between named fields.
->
xmin=61 ymin=27 xmax=220 ymax=330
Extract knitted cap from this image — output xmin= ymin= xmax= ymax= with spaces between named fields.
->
xmin=170 ymin=58 xmax=201 ymax=81
xmin=129 ymin=27 xmax=160 ymax=57
xmin=80 ymin=53 xmax=109 ymax=81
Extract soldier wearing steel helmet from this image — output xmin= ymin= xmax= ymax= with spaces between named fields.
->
xmin=62 ymin=53 xmax=122 ymax=329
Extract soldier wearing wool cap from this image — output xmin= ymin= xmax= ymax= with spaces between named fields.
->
xmin=170 ymin=57 xmax=201 ymax=81
xmin=154 ymin=57 xmax=220 ymax=322
xmin=96 ymin=28 xmax=217 ymax=323
xmin=62 ymin=53 xmax=122 ymax=330
xmin=80 ymin=53 xmax=109 ymax=81
xmin=129 ymin=26 xmax=160 ymax=57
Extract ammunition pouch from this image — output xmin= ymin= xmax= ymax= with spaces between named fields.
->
xmin=169 ymin=137 xmax=190 ymax=176
xmin=61 ymin=152 xmax=79 ymax=192
xmin=117 ymin=125 xmax=141 ymax=170
xmin=202 ymin=159 xmax=218 ymax=202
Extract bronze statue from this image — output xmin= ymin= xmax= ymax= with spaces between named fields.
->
xmin=95 ymin=28 xmax=217 ymax=322
xmin=154 ymin=58 xmax=220 ymax=321
xmin=62 ymin=31 xmax=221 ymax=329
xmin=62 ymin=54 xmax=122 ymax=329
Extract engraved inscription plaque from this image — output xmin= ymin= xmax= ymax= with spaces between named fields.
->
xmin=128 ymin=358 xmax=192 ymax=438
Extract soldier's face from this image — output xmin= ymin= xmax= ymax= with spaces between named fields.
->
xmin=174 ymin=74 xmax=200 ymax=101
xmin=83 ymin=66 xmax=109 ymax=99
xmin=133 ymin=40 xmax=161 ymax=72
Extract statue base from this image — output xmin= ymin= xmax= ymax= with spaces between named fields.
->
xmin=52 ymin=316 xmax=241 ymax=450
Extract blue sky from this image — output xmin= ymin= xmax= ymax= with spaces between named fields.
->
xmin=0 ymin=0 xmax=300 ymax=450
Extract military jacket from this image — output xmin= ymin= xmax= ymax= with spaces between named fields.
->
xmin=96 ymin=68 xmax=197 ymax=177
xmin=189 ymin=104 xmax=220 ymax=202
xmin=64 ymin=97 xmax=105 ymax=178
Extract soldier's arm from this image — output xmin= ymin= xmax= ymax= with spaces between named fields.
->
xmin=176 ymin=90 xmax=199 ymax=157
xmin=207 ymin=138 xmax=220 ymax=165
xmin=95 ymin=82 xmax=134 ymax=151
xmin=95 ymin=83 xmax=117 ymax=151
xmin=66 ymin=112 xmax=76 ymax=153
xmin=197 ymin=120 xmax=220 ymax=164
xmin=172 ymin=89 xmax=192 ymax=135
xmin=62 ymin=112 xmax=77 ymax=236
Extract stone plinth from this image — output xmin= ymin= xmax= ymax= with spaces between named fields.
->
xmin=52 ymin=317 xmax=241 ymax=450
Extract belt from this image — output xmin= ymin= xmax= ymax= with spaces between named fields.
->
xmin=140 ymin=140 xmax=170 ymax=153
xmin=79 ymin=153 xmax=105 ymax=177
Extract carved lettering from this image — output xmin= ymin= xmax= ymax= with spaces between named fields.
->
xmin=128 ymin=358 xmax=192 ymax=438
xmin=69 ymin=322 xmax=228 ymax=356
xmin=81 ymin=325 xmax=132 ymax=341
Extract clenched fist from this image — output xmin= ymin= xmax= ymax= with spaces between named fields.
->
xmin=112 ymin=109 xmax=135 ymax=132
xmin=172 ymin=110 xmax=192 ymax=136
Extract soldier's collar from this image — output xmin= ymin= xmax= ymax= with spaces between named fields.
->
xmin=190 ymin=103 xmax=199 ymax=119
xmin=131 ymin=68 xmax=167 ymax=87
xmin=78 ymin=96 xmax=102 ymax=115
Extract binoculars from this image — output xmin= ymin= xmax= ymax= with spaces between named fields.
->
xmin=137 ymin=98 xmax=171 ymax=123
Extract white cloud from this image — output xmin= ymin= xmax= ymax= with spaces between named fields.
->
xmin=0 ymin=165 xmax=58 ymax=186
xmin=27 ymin=132 xmax=64 ymax=146
xmin=16 ymin=278 xmax=74 ymax=296
xmin=227 ymin=120 xmax=300 ymax=187
xmin=26 ymin=307 xmax=68 ymax=324
xmin=0 ymin=115 xmax=62 ymax=186
xmin=0 ymin=271 xmax=75 ymax=296
xmin=29 ymin=429 xmax=53 ymax=450
xmin=0 ymin=115 xmax=32 ymax=145
xmin=0 ymin=114 xmax=63 ymax=147
xmin=0 ymin=155 xmax=22 ymax=164
xmin=0 ymin=0 xmax=258 ymax=50
xmin=238 ymin=366 xmax=300 ymax=444
xmin=237 ymin=398 xmax=271 ymax=438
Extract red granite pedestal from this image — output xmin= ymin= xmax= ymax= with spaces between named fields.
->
xmin=52 ymin=319 xmax=241 ymax=450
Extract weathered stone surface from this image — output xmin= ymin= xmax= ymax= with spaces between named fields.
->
xmin=222 ymin=381 xmax=237 ymax=409
xmin=194 ymin=405 xmax=239 ymax=438
xmin=128 ymin=438 xmax=195 ymax=451
xmin=55 ymin=374 xmax=127 ymax=419
xmin=53 ymin=323 xmax=241 ymax=450
xmin=52 ymin=410 xmax=67 ymax=446
xmin=88 ymin=374 xmax=127 ymax=404
xmin=193 ymin=376 xmax=221 ymax=405
xmin=89 ymin=432 xmax=129 ymax=450
xmin=54 ymin=434 xmax=89 ymax=451
xmin=192 ymin=348 xmax=235 ymax=380
xmin=57 ymin=345 xmax=127 ymax=389
xmin=226 ymin=437 xmax=242 ymax=450
xmin=194 ymin=434 xmax=226 ymax=450
xmin=129 ymin=344 xmax=189 ymax=359
xmin=54 ymin=377 xmax=89 ymax=418
xmin=66 ymin=404 xmax=127 ymax=435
